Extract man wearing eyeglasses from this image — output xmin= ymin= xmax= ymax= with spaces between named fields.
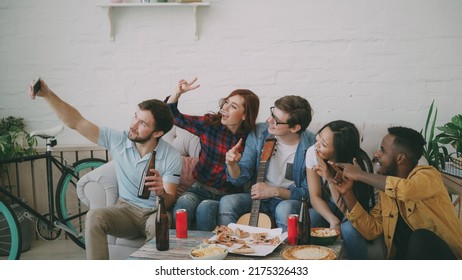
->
xmin=218 ymin=96 xmax=316 ymax=231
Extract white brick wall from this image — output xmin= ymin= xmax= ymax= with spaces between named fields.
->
xmin=1 ymin=0 xmax=461 ymax=146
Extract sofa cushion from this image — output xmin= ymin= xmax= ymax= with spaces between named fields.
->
xmin=178 ymin=156 xmax=198 ymax=198
xmin=163 ymin=126 xmax=201 ymax=158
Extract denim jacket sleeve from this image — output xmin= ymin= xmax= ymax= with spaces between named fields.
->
xmin=289 ymin=130 xmax=316 ymax=201
xmin=288 ymin=169 xmax=307 ymax=201
xmin=226 ymin=123 xmax=267 ymax=186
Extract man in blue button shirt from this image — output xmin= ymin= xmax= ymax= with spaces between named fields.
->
xmin=29 ymin=79 xmax=182 ymax=259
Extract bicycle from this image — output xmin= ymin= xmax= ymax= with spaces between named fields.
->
xmin=0 ymin=125 xmax=106 ymax=260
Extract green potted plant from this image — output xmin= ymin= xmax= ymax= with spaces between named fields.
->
xmin=420 ymin=101 xmax=446 ymax=168
xmin=0 ymin=116 xmax=37 ymax=201
xmin=436 ymin=114 xmax=462 ymax=158
xmin=0 ymin=116 xmax=37 ymax=160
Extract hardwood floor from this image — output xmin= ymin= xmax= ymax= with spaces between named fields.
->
xmin=19 ymin=239 xmax=86 ymax=260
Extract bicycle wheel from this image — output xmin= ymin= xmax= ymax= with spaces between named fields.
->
xmin=0 ymin=200 xmax=22 ymax=260
xmin=56 ymin=158 xmax=106 ymax=249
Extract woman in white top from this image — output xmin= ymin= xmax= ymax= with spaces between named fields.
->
xmin=306 ymin=120 xmax=375 ymax=259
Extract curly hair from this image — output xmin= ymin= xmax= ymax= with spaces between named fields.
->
xmin=388 ymin=126 xmax=426 ymax=166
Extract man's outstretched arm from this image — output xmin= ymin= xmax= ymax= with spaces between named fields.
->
xmin=29 ymin=79 xmax=99 ymax=144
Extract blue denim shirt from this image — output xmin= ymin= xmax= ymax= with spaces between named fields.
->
xmin=226 ymin=122 xmax=316 ymax=201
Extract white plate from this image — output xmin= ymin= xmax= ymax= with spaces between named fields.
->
xmin=208 ymin=223 xmax=288 ymax=256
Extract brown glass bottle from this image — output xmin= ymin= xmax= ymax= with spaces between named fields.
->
xmin=138 ymin=151 xmax=156 ymax=199
xmin=156 ymin=196 xmax=169 ymax=251
xmin=297 ymin=196 xmax=311 ymax=245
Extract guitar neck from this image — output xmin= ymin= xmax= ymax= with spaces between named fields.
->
xmin=248 ymin=161 xmax=267 ymax=227
xmin=256 ymin=160 xmax=267 ymax=184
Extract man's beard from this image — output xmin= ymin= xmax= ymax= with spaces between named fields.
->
xmin=128 ymin=128 xmax=154 ymax=144
xmin=381 ymin=160 xmax=398 ymax=176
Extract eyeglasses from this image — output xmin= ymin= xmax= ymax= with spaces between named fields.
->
xmin=133 ymin=112 xmax=155 ymax=130
xmin=270 ymin=106 xmax=289 ymax=125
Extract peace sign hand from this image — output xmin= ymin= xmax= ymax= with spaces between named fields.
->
xmin=177 ymin=78 xmax=200 ymax=95
xmin=226 ymin=138 xmax=243 ymax=166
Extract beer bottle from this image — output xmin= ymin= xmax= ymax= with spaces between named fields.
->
xmin=155 ymin=195 xmax=169 ymax=251
xmin=138 ymin=151 xmax=156 ymax=199
xmin=297 ymin=196 xmax=311 ymax=245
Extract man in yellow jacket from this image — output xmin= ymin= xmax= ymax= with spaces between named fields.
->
xmin=330 ymin=126 xmax=462 ymax=259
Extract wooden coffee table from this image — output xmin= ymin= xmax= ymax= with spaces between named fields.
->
xmin=128 ymin=229 xmax=343 ymax=260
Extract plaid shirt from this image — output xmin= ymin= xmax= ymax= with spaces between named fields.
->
xmin=168 ymin=102 xmax=247 ymax=194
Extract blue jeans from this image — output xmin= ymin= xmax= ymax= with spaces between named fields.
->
xmin=341 ymin=221 xmax=387 ymax=259
xmin=218 ymin=193 xmax=301 ymax=232
xmin=173 ymin=182 xmax=222 ymax=231
xmin=309 ymin=200 xmax=385 ymax=260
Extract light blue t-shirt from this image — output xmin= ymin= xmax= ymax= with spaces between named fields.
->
xmin=99 ymin=127 xmax=182 ymax=208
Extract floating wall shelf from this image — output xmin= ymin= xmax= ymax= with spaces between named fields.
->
xmin=97 ymin=2 xmax=210 ymax=41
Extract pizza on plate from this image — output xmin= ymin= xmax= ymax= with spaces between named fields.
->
xmin=282 ymin=245 xmax=336 ymax=260
xmin=232 ymin=244 xmax=255 ymax=254
xmin=213 ymin=225 xmax=234 ymax=235
xmin=235 ymin=227 xmax=250 ymax=238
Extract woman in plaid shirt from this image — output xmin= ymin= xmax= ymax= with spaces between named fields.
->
xmin=167 ymin=78 xmax=260 ymax=230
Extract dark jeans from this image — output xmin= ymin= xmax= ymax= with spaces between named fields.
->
xmin=173 ymin=182 xmax=224 ymax=231
xmin=405 ymin=229 xmax=457 ymax=260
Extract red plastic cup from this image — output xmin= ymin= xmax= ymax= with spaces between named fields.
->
xmin=287 ymin=214 xmax=298 ymax=245
xmin=175 ymin=209 xmax=188 ymax=238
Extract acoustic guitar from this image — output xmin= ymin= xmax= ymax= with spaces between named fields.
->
xmin=236 ymin=138 xmax=276 ymax=229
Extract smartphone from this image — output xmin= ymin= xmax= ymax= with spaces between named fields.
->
xmin=33 ymin=78 xmax=41 ymax=95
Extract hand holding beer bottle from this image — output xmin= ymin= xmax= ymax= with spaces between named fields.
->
xmin=138 ymin=151 xmax=156 ymax=199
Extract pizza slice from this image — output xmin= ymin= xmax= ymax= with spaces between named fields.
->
xmin=213 ymin=225 xmax=234 ymax=235
xmin=233 ymin=244 xmax=255 ymax=254
xmin=251 ymin=232 xmax=268 ymax=241
xmin=235 ymin=227 xmax=250 ymax=238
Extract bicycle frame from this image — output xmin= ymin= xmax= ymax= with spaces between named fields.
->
xmin=1 ymin=125 xmax=107 ymax=258
xmin=0 ymin=143 xmax=83 ymax=238
xmin=0 ymin=131 xmax=91 ymax=237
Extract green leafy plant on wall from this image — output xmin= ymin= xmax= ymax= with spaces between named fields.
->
xmin=0 ymin=116 xmax=37 ymax=160
xmin=0 ymin=116 xmax=37 ymax=202
xmin=436 ymin=114 xmax=462 ymax=158
xmin=420 ymin=101 xmax=446 ymax=168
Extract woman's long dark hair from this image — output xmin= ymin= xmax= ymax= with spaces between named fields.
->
xmin=205 ymin=89 xmax=259 ymax=134
xmin=319 ymin=120 xmax=376 ymax=212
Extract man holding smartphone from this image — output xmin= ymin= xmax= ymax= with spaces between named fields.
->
xmin=32 ymin=78 xmax=41 ymax=95
xmin=28 ymin=79 xmax=182 ymax=259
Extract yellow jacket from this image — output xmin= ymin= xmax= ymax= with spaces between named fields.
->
xmin=346 ymin=166 xmax=462 ymax=259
